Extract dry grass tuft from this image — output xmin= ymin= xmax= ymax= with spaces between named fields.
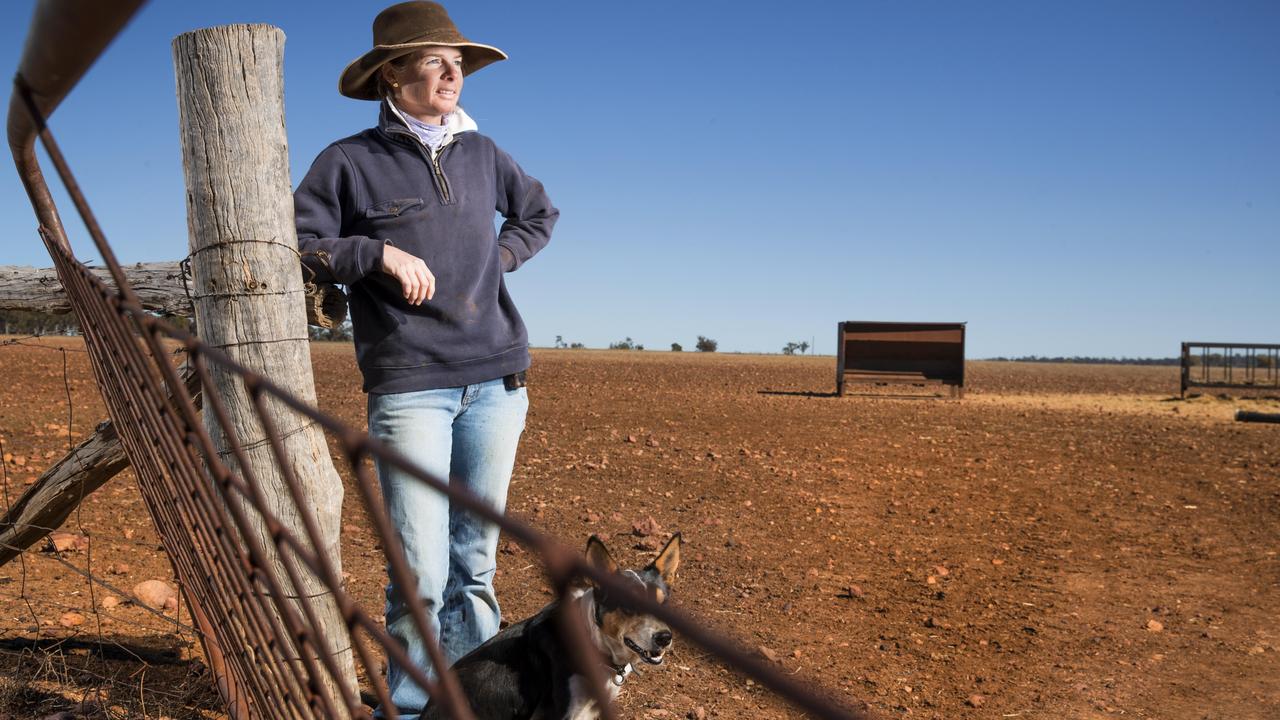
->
xmin=0 ymin=640 xmax=223 ymax=719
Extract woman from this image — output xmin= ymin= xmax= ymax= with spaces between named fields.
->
xmin=294 ymin=2 xmax=557 ymax=715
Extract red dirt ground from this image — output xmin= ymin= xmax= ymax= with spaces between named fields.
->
xmin=1 ymin=337 xmax=1277 ymax=719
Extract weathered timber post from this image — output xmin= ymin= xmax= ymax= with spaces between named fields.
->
xmin=172 ymin=24 xmax=356 ymax=713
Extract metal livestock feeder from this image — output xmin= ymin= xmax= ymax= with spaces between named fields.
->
xmin=836 ymin=321 xmax=967 ymax=398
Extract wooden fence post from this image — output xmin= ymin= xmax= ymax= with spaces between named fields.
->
xmin=172 ymin=24 xmax=356 ymax=712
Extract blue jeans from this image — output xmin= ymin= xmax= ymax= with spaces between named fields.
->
xmin=367 ymin=378 xmax=528 ymax=717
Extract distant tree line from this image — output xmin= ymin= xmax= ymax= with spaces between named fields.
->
xmin=1183 ymin=353 xmax=1274 ymax=368
xmin=988 ymin=354 xmax=1275 ymax=368
xmin=550 ymin=335 xmax=719 ymax=352
xmin=0 ymin=309 xmax=80 ymax=336
xmin=986 ymin=355 xmax=1181 ymax=366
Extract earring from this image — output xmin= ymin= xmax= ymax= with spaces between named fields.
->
xmin=391 ymin=81 xmax=399 ymax=88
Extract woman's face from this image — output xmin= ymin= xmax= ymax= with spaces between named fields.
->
xmin=383 ymin=46 xmax=464 ymax=124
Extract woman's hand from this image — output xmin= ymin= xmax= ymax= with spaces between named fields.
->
xmin=381 ymin=244 xmax=436 ymax=305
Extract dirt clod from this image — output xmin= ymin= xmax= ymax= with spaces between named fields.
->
xmin=132 ymin=580 xmax=177 ymax=608
xmin=46 ymin=532 xmax=86 ymax=553
xmin=633 ymin=516 xmax=662 ymax=537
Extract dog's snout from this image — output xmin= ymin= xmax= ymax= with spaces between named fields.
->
xmin=653 ymin=630 xmax=673 ymax=648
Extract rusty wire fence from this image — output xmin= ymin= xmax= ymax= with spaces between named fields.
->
xmin=7 ymin=2 xmax=871 ymax=718
xmin=0 ymin=333 xmax=220 ymax=717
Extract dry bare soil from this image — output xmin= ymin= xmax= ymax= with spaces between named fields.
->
xmin=1 ymin=338 xmax=1278 ymax=719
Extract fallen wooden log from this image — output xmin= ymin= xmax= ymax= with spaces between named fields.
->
xmin=0 ymin=262 xmax=347 ymax=329
xmin=1235 ymin=410 xmax=1280 ymax=424
xmin=0 ymin=366 xmax=200 ymax=568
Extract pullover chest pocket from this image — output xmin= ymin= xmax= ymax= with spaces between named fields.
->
xmin=363 ymin=197 xmax=425 ymax=220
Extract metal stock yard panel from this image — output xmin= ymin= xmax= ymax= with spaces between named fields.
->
xmin=837 ymin=321 xmax=967 ymax=398
xmin=1180 ymin=342 xmax=1280 ymax=398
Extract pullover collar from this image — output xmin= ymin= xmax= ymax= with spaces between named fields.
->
xmin=381 ymin=99 xmax=478 ymax=155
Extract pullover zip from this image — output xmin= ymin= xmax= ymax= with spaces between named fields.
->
xmin=428 ymin=146 xmax=453 ymax=204
xmin=386 ymin=125 xmax=455 ymax=205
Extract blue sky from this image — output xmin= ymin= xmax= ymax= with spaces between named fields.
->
xmin=2 ymin=1 xmax=1277 ymax=357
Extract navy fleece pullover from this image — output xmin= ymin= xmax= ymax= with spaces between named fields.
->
xmin=294 ymin=103 xmax=557 ymax=394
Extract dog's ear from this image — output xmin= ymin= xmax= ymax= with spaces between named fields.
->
xmin=585 ymin=535 xmax=619 ymax=579
xmin=649 ymin=533 xmax=681 ymax=587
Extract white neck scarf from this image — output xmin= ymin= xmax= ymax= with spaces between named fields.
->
xmin=386 ymin=97 xmax=451 ymax=152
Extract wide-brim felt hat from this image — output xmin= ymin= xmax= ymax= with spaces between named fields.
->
xmin=339 ymin=1 xmax=507 ymax=101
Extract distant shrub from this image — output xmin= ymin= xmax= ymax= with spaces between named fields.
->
xmin=310 ymin=319 xmax=353 ymax=342
xmin=695 ymin=335 xmax=717 ymax=353
xmin=782 ymin=341 xmax=810 ymax=355
xmin=671 ymin=342 xmax=682 ymax=352
xmin=609 ymin=337 xmax=643 ymax=351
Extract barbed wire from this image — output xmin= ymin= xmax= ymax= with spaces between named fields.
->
xmin=0 ymin=586 xmax=193 ymax=639
xmin=0 ymin=433 xmax=42 ymax=640
xmin=58 ymin=338 xmax=118 ymax=683
xmin=0 ymin=332 xmax=346 ymax=635
xmin=0 ymin=332 xmax=90 ymax=352
xmin=5 ymin=517 xmax=194 ymax=555
xmin=0 ymin=541 xmax=197 ymax=635
xmin=0 ymin=336 xmax=199 ymax=700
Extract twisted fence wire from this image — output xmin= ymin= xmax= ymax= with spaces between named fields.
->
xmin=0 ymin=343 xmax=207 ymax=719
xmin=6 ymin=5 xmax=872 ymax=719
